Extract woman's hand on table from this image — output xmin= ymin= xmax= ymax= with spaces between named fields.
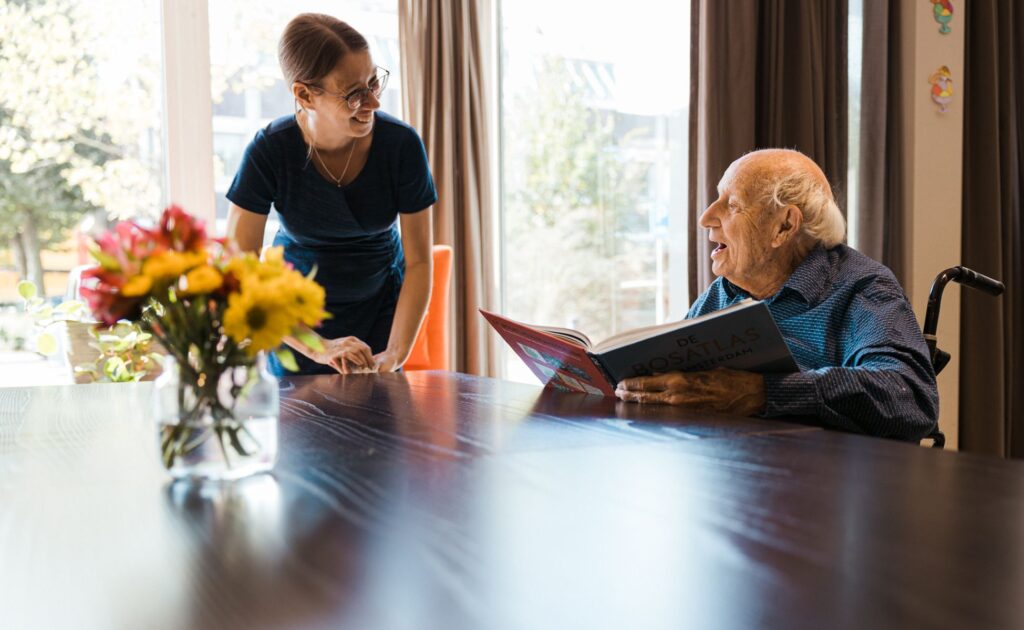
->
xmin=317 ymin=336 xmax=378 ymax=374
xmin=373 ymin=348 xmax=405 ymax=373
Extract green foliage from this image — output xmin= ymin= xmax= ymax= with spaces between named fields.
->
xmin=74 ymin=322 xmax=164 ymax=383
xmin=0 ymin=0 xmax=163 ymax=296
xmin=16 ymin=280 xmax=36 ymax=300
xmin=17 ymin=279 xmax=161 ymax=381
xmin=0 ymin=148 xmax=97 ymax=247
xmin=274 ymin=347 xmax=299 ymax=372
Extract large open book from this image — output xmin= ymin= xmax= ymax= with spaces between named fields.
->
xmin=481 ymin=299 xmax=797 ymax=396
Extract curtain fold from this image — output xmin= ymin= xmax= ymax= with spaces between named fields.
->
xmin=688 ymin=0 xmax=847 ymax=303
xmin=399 ymin=0 xmax=497 ymax=375
xmin=959 ymin=0 xmax=1023 ymax=456
xmin=856 ymin=0 xmax=906 ymax=287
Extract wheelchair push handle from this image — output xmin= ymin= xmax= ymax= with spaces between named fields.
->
xmin=922 ymin=266 xmax=1005 ymax=377
xmin=955 ymin=267 xmax=1005 ymax=296
xmin=924 ymin=265 xmax=1005 ymax=337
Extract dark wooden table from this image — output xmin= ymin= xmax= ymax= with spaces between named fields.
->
xmin=2 ymin=372 xmax=1022 ymax=629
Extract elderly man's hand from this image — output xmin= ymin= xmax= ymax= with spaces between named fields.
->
xmin=615 ymin=368 xmax=767 ymax=416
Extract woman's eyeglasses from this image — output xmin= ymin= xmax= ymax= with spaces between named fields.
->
xmin=306 ymin=67 xmax=389 ymax=110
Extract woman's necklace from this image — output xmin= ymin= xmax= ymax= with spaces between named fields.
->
xmin=301 ymin=112 xmax=357 ymax=188
xmin=310 ymin=137 xmax=357 ymax=188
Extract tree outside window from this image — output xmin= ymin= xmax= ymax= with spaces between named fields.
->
xmin=0 ymin=0 xmax=164 ymax=301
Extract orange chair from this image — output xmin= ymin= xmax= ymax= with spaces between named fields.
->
xmin=404 ymin=245 xmax=453 ymax=371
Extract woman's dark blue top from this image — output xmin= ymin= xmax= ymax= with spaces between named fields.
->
xmin=226 ymin=111 xmax=437 ymax=375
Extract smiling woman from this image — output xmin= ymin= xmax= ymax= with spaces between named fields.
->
xmin=224 ymin=12 xmax=436 ymax=378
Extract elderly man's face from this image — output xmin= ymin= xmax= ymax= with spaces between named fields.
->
xmin=698 ymin=160 xmax=777 ymax=289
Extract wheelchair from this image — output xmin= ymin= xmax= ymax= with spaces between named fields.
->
xmin=922 ymin=266 xmax=1005 ymax=448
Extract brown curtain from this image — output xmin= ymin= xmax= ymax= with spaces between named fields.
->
xmin=399 ymin=0 xmax=497 ymax=375
xmin=959 ymin=0 xmax=1024 ymax=457
xmin=856 ymin=0 xmax=906 ymax=287
xmin=688 ymin=0 xmax=848 ymax=302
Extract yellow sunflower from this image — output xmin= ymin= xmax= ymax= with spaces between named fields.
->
xmin=180 ymin=265 xmax=222 ymax=296
xmin=120 ymin=274 xmax=153 ymax=298
xmin=279 ymin=273 xmax=328 ymax=326
xmin=223 ymin=283 xmax=295 ymax=354
xmin=143 ymin=250 xmax=207 ymax=282
xmin=257 ymin=247 xmax=289 ymax=280
xmin=262 ymin=245 xmax=286 ymax=267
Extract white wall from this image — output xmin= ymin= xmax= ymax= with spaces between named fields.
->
xmin=901 ymin=1 xmax=964 ymax=449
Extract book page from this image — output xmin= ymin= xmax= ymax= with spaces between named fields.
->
xmin=533 ymin=326 xmax=593 ymax=349
xmin=592 ymin=298 xmax=756 ymax=353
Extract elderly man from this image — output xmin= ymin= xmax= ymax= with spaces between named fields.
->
xmin=616 ymin=149 xmax=939 ymax=441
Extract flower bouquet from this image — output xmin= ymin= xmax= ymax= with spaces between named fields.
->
xmin=82 ymin=205 xmax=328 ymax=479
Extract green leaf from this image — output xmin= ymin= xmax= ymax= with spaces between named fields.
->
xmin=36 ymin=333 xmax=58 ymax=356
xmin=296 ymin=330 xmax=324 ymax=352
xmin=275 ymin=348 xmax=300 ymax=372
xmin=17 ymin=280 xmax=37 ymax=300
xmin=90 ymin=249 xmax=120 ymax=270
xmin=103 ymin=356 xmax=130 ymax=382
xmin=55 ymin=300 xmax=85 ymax=315
xmin=30 ymin=309 xmax=53 ymax=325
xmin=226 ymin=426 xmax=251 ymax=457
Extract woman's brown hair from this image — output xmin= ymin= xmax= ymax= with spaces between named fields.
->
xmin=278 ymin=13 xmax=368 ymax=89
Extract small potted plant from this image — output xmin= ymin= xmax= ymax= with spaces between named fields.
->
xmin=17 ymin=280 xmax=163 ymax=383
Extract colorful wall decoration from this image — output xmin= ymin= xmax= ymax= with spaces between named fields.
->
xmin=929 ymin=66 xmax=954 ymax=113
xmin=932 ymin=0 xmax=953 ymax=34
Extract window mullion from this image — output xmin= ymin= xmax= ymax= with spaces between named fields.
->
xmin=160 ymin=0 xmax=216 ymax=226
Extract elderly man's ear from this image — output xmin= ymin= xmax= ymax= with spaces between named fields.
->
xmin=772 ymin=205 xmax=804 ymax=247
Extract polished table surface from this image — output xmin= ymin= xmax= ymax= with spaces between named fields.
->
xmin=2 ymin=371 xmax=1023 ymax=629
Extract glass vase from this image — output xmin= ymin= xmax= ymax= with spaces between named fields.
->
xmin=153 ymin=353 xmax=279 ymax=481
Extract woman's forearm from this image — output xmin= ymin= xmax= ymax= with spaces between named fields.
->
xmin=282 ymin=325 xmax=325 ymax=363
xmin=386 ymin=260 xmax=432 ymax=364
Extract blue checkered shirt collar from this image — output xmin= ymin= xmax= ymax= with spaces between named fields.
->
xmin=720 ymin=244 xmax=832 ymax=305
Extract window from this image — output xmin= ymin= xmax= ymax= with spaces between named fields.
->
xmin=207 ymin=1 xmax=402 ymax=236
xmin=0 ymin=0 xmax=165 ymax=303
xmin=847 ymin=0 xmax=863 ymax=249
xmin=498 ymin=0 xmax=692 ymax=382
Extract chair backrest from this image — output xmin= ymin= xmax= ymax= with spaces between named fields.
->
xmin=404 ymin=245 xmax=453 ymax=371
xmin=65 ymin=264 xmax=96 ymax=302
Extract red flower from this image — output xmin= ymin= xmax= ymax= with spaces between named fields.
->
xmin=91 ymin=221 xmax=160 ymax=274
xmin=84 ymin=205 xmax=212 ymax=325
xmin=80 ymin=285 xmax=144 ymax=326
xmin=155 ymin=205 xmax=207 ymax=252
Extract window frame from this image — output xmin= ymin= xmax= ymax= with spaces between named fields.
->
xmin=161 ymin=0 xmax=217 ymax=225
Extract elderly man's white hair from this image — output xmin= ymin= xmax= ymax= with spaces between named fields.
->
xmin=749 ymin=149 xmax=847 ymax=248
